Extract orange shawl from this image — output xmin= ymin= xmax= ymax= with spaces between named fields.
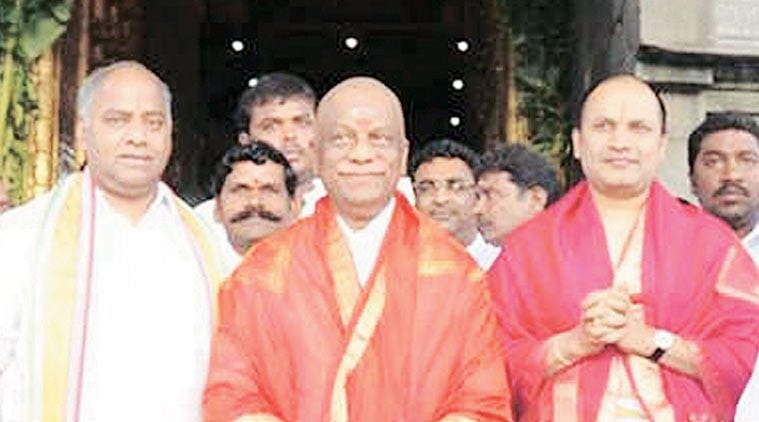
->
xmin=204 ymin=194 xmax=512 ymax=421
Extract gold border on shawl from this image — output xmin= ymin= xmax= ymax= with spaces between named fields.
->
xmin=329 ymin=270 xmax=387 ymax=422
xmin=326 ymin=221 xmax=361 ymax=326
xmin=175 ymin=202 xmax=226 ymax=325
xmin=41 ymin=175 xmax=83 ymax=420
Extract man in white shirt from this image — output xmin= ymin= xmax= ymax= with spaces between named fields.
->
xmin=688 ymin=113 xmax=759 ymax=421
xmin=211 ymin=141 xmax=301 ymax=267
xmin=476 ymin=144 xmax=559 ymax=245
xmin=410 ymin=138 xmax=500 ymax=269
xmin=195 ymin=72 xmax=318 ymax=223
xmin=0 ymin=61 xmax=224 ymax=422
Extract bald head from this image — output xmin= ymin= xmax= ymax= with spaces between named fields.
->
xmin=315 ymin=76 xmax=410 ymax=228
xmin=317 ymin=77 xmax=406 ymax=142
xmin=577 ymin=75 xmax=666 ymax=134
xmin=77 ymin=61 xmax=172 ymax=125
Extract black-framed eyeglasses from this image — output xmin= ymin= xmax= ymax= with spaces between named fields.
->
xmin=414 ymin=179 xmax=476 ymax=196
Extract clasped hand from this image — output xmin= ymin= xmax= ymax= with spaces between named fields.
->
xmin=576 ymin=287 xmax=652 ymax=357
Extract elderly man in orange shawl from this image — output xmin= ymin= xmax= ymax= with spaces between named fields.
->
xmin=203 ymin=77 xmax=512 ymax=421
xmin=488 ymin=75 xmax=759 ymax=421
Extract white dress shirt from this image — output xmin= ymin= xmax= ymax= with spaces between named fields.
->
xmin=336 ymin=198 xmax=396 ymax=287
xmin=741 ymin=222 xmax=759 ymax=265
xmin=734 ymin=223 xmax=759 ymax=421
xmin=466 ymin=232 xmax=502 ymax=271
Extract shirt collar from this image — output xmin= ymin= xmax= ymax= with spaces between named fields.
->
xmin=336 ymin=196 xmax=396 ymax=237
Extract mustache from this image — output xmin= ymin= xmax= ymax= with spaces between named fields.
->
xmin=230 ymin=206 xmax=284 ymax=224
xmin=714 ymin=182 xmax=750 ymax=198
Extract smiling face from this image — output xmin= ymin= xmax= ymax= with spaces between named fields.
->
xmin=413 ymin=157 xmax=478 ymax=244
xmin=572 ymin=76 xmax=668 ymax=200
xmin=691 ymin=128 xmax=759 ymax=235
xmin=80 ymin=65 xmax=172 ymax=201
xmin=316 ymin=78 xmax=408 ymax=227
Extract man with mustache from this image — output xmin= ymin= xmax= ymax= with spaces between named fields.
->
xmin=0 ymin=61 xmax=225 ymax=421
xmin=489 ymin=75 xmax=759 ymax=421
xmin=689 ymin=113 xmax=759 ymax=263
xmin=688 ymin=113 xmax=759 ymax=421
xmin=212 ymin=141 xmax=300 ymax=265
xmin=204 ymin=76 xmax=512 ymax=421
xmin=195 ymin=73 xmax=317 ymax=250
xmin=411 ymin=138 xmax=500 ymax=269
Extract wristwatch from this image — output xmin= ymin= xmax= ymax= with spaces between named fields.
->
xmin=648 ymin=329 xmax=675 ymax=362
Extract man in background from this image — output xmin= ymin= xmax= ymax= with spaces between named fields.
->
xmin=476 ymin=143 xmax=559 ymax=245
xmin=195 ymin=73 xmax=318 ymax=244
xmin=688 ymin=112 xmax=759 ymax=263
xmin=687 ymin=113 xmax=759 ymax=421
xmin=411 ymin=138 xmax=500 ymax=269
xmin=212 ymin=141 xmax=300 ymax=268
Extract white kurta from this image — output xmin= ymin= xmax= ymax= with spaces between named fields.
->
xmin=734 ymin=223 xmax=759 ymax=421
xmin=741 ymin=222 xmax=759 ymax=266
xmin=0 ymin=175 xmax=215 ymax=422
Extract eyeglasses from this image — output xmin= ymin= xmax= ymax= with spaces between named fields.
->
xmin=414 ymin=179 xmax=476 ymax=196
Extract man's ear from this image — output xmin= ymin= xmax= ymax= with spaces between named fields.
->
xmin=238 ymin=132 xmax=250 ymax=145
xmin=527 ymin=186 xmax=548 ymax=214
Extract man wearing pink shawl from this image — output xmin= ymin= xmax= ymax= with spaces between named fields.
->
xmin=489 ymin=75 xmax=759 ymax=421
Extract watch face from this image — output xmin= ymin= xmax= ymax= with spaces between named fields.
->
xmin=654 ymin=329 xmax=675 ymax=350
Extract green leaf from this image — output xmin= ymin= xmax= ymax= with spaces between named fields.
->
xmin=18 ymin=0 xmax=73 ymax=61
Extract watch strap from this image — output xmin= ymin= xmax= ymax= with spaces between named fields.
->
xmin=648 ymin=347 xmax=666 ymax=362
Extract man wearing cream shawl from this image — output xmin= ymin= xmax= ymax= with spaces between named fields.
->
xmin=0 ymin=61 xmax=225 ymax=421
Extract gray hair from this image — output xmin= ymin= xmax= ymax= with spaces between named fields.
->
xmin=76 ymin=60 xmax=172 ymax=124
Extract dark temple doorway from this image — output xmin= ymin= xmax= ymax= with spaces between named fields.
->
xmin=194 ymin=0 xmax=488 ymax=199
